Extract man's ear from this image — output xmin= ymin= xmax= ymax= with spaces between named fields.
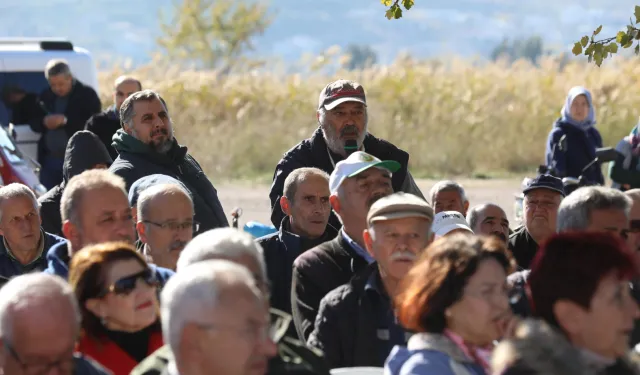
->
xmin=62 ymin=220 xmax=77 ymax=242
xmin=553 ymin=299 xmax=585 ymax=336
xmin=363 ymin=228 xmax=375 ymax=258
xmin=329 ymin=195 xmax=341 ymax=214
xmin=136 ymin=222 xmax=148 ymax=243
xmin=280 ymin=196 xmax=292 ymax=216
xmin=463 ymin=201 xmax=470 ymax=216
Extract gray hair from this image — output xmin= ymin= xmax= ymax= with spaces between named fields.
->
xmin=177 ymin=228 xmax=267 ymax=283
xmin=60 ymin=169 xmax=127 ymax=227
xmin=283 ymin=167 xmax=329 ymax=202
xmin=161 ymin=260 xmax=260 ymax=355
xmin=137 ymin=183 xmax=193 ymax=222
xmin=492 ymin=319 xmax=588 ymax=375
xmin=120 ymin=89 xmax=168 ymax=130
xmin=467 ymin=203 xmax=503 ymax=231
xmin=0 ymin=273 xmax=81 ymax=343
xmin=429 ymin=180 xmax=468 ymax=205
xmin=44 ymin=59 xmax=71 ymax=80
xmin=0 ymin=183 xmax=40 ymax=222
xmin=557 ymin=186 xmax=632 ymax=233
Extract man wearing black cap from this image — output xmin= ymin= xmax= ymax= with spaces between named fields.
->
xmin=508 ymin=174 xmax=564 ymax=270
xmin=268 ymin=80 xmax=424 ymax=229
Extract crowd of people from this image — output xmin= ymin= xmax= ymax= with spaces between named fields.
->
xmin=0 ymin=58 xmax=639 ymax=375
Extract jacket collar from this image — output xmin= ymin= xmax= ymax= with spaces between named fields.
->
xmin=112 ymin=130 xmax=188 ymax=166
xmin=407 ymin=332 xmax=475 ymax=364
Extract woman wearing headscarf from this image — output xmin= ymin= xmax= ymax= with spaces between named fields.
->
xmin=546 ymin=86 xmax=604 ymax=185
xmin=610 ymin=121 xmax=640 ymax=191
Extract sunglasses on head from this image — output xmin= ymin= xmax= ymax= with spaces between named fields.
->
xmin=101 ymin=268 xmax=158 ymax=297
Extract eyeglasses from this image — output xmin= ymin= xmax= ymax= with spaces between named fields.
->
xmin=3 ymin=339 xmax=75 ymax=375
xmin=100 ymin=268 xmax=158 ymax=297
xmin=143 ymin=220 xmax=200 ymax=233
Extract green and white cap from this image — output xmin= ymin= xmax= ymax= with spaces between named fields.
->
xmin=329 ymin=151 xmax=401 ymax=195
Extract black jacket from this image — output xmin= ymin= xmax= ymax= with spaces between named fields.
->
xmin=38 ymin=131 xmax=113 ymax=237
xmin=257 ymin=218 xmax=338 ymax=315
xmin=291 ymin=230 xmax=369 ymax=341
xmin=507 ymin=269 xmax=532 ymax=317
xmin=109 ymin=130 xmax=228 ymax=233
xmin=508 ymin=226 xmax=539 ymax=270
xmin=269 ymin=127 xmax=410 ymax=228
xmin=28 ymin=80 xmax=101 ymax=163
xmin=308 ymin=264 xmax=406 ymax=369
xmin=84 ymin=105 xmax=121 ymax=160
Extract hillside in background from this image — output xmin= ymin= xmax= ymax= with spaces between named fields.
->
xmin=0 ymin=0 xmax=637 ymax=66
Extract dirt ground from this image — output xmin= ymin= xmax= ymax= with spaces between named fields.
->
xmin=216 ymin=178 xmax=525 ymax=229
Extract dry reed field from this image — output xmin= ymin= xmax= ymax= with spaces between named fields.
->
xmin=97 ymin=55 xmax=640 ymax=181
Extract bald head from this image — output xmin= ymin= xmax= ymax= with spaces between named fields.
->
xmin=467 ymin=203 xmax=509 ymax=242
xmin=114 ymin=76 xmax=142 ymax=111
xmin=0 ymin=274 xmax=80 ymax=374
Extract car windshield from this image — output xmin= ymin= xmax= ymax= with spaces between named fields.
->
xmin=0 ymin=71 xmax=48 ymax=127
xmin=0 ymin=127 xmax=26 ymax=165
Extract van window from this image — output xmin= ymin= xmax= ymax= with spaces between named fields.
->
xmin=0 ymin=71 xmax=48 ymax=126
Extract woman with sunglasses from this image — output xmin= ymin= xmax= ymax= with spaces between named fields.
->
xmin=69 ymin=242 xmax=164 ymax=375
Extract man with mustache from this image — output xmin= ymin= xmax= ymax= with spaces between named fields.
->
xmin=468 ymin=203 xmax=510 ymax=243
xmin=508 ymin=174 xmax=564 ymax=270
xmin=307 ymin=192 xmax=434 ymax=368
xmin=291 ymin=151 xmax=397 ymax=341
xmin=136 ymin=183 xmax=195 ymax=271
xmin=269 ymin=80 xmax=424 ymax=230
xmin=109 ymin=90 xmax=228 ymax=235
xmin=43 ymin=169 xmax=174 ymax=286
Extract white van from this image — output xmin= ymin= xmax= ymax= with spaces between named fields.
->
xmin=0 ymin=38 xmax=99 ymax=161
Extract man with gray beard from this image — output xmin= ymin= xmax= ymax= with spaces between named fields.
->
xmin=269 ymin=80 xmax=423 ymax=229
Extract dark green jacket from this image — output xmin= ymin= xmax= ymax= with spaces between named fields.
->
xmin=109 ymin=130 xmax=228 ymax=234
xmin=130 ymin=309 xmax=330 ymax=375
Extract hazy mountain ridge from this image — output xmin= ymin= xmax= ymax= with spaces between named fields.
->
xmin=0 ymin=0 xmax=636 ymax=67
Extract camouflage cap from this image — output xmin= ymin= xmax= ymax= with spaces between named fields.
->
xmin=318 ymin=79 xmax=367 ymax=110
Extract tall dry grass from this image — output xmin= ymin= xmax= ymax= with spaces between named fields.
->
xmin=98 ymin=55 xmax=640 ymax=181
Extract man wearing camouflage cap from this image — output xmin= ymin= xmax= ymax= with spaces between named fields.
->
xmin=307 ymin=192 xmax=434 ymax=369
xmin=269 ymin=79 xmax=424 ymax=229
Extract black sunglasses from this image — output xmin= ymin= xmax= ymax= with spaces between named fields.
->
xmin=101 ymin=268 xmax=158 ymax=297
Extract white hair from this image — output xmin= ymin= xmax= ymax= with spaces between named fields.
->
xmin=177 ymin=228 xmax=267 ymax=282
xmin=160 ymin=260 xmax=260 ymax=355
xmin=0 ymin=183 xmax=40 ymax=222
xmin=0 ymin=273 xmax=80 ymax=343
xmin=557 ymin=186 xmax=631 ymax=233
xmin=429 ymin=180 xmax=468 ymax=205
xmin=137 ymin=183 xmax=193 ymax=222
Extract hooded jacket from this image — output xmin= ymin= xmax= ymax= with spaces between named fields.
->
xmin=38 ymin=131 xmax=113 ymax=237
xmin=84 ymin=105 xmax=121 ymax=160
xmin=109 ymin=130 xmax=228 ymax=233
xmin=43 ymin=240 xmax=174 ymax=284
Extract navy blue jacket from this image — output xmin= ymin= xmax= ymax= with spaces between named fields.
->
xmin=43 ymin=241 xmax=175 ymax=285
xmin=257 ymin=218 xmax=338 ymax=315
xmin=546 ymin=120 xmax=604 ymax=185
xmin=0 ymin=230 xmax=66 ymax=279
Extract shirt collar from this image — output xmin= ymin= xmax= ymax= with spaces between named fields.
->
xmin=4 ymin=228 xmax=45 ymax=265
xmin=341 ymin=230 xmax=375 ymax=264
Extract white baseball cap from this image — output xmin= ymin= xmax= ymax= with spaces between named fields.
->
xmin=432 ymin=211 xmax=473 ymax=238
xmin=329 ymin=151 xmax=401 ymax=195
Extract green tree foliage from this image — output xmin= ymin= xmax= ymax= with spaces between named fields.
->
xmin=573 ymin=5 xmax=640 ymax=66
xmin=491 ymin=36 xmax=545 ymax=64
xmin=382 ymin=0 xmax=415 ymax=19
xmin=157 ymin=0 xmax=273 ymax=71
xmin=343 ymin=44 xmax=379 ymax=70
